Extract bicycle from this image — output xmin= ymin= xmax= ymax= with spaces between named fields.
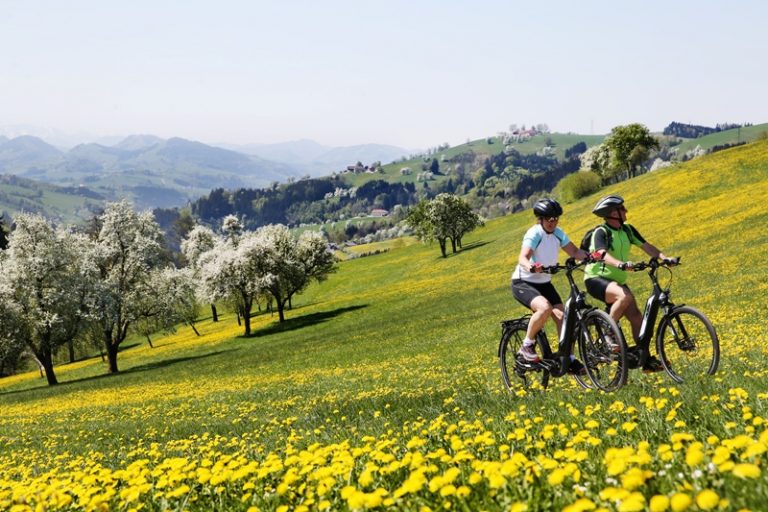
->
xmin=623 ymin=257 xmax=720 ymax=383
xmin=499 ymin=257 xmax=628 ymax=392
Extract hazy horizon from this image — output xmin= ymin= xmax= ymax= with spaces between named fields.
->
xmin=2 ymin=0 xmax=766 ymax=149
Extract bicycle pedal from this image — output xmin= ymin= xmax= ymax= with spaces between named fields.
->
xmin=515 ymin=358 xmax=542 ymax=372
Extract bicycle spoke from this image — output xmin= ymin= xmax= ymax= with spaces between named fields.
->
xmin=579 ymin=310 xmax=627 ymax=392
xmin=499 ymin=321 xmax=550 ymax=392
xmin=657 ymin=306 xmax=719 ymax=383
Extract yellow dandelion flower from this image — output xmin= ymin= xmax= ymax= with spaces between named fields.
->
xmin=563 ymin=498 xmax=596 ymax=512
xmin=617 ymin=492 xmax=645 ymax=512
xmin=548 ymin=468 xmax=567 ymax=485
xmin=732 ymin=463 xmax=761 ymax=479
xmin=695 ymin=489 xmax=720 ymax=510
xmin=649 ymin=495 xmax=670 ymax=512
xmin=670 ymin=492 xmax=692 ymax=511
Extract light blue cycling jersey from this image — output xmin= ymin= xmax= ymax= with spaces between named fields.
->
xmin=511 ymin=224 xmax=569 ymax=284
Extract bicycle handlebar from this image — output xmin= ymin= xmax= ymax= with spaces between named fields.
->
xmin=536 ymin=254 xmax=600 ymax=274
xmin=627 ymin=257 xmax=681 ymax=272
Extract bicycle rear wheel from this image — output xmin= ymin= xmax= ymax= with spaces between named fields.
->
xmin=499 ymin=320 xmax=551 ymax=391
xmin=578 ymin=309 xmax=627 ymax=392
xmin=656 ymin=305 xmax=719 ymax=383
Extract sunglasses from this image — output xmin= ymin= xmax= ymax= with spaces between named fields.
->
xmin=543 ymin=216 xmax=559 ymax=222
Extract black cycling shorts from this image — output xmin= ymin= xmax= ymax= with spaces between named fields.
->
xmin=511 ymin=279 xmax=563 ymax=309
xmin=585 ymin=277 xmax=631 ymax=304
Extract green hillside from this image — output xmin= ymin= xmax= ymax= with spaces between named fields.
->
xmin=1 ymin=141 xmax=767 ymax=510
xmin=0 ymin=174 xmax=103 ymax=223
xmin=340 ymin=132 xmax=606 ymax=188
xmin=673 ymin=122 xmax=768 ymax=156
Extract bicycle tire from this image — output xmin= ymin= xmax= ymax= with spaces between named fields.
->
xmin=578 ymin=309 xmax=627 ymax=392
xmin=656 ymin=305 xmax=720 ymax=383
xmin=499 ymin=322 xmax=551 ymax=391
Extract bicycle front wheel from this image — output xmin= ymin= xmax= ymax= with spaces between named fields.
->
xmin=578 ymin=309 xmax=627 ymax=392
xmin=656 ymin=305 xmax=719 ymax=383
xmin=499 ymin=323 xmax=550 ymax=392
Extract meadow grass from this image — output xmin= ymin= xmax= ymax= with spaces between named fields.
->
xmin=1 ymin=141 xmax=767 ymax=511
xmin=673 ymin=122 xmax=768 ymax=156
xmin=341 ymin=133 xmax=606 ymax=188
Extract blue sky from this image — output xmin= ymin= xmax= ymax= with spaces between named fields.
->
xmin=1 ymin=0 xmax=766 ymax=149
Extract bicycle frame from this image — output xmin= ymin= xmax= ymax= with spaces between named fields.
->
xmin=635 ymin=259 xmax=677 ymax=348
xmin=505 ymin=259 xmax=596 ymax=378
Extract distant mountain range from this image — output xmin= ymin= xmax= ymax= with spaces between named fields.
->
xmin=214 ymin=140 xmax=412 ymax=177
xmin=0 ymin=132 xmax=411 ymax=210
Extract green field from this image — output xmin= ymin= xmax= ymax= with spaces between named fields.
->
xmin=0 ymin=176 xmax=102 ymax=224
xmin=1 ymin=141 xmax=768 ymax=511
xmin=340 ymin=133 xmax=607 ymax=189
xmin=673 ymin=123 xmax=768 ymax=156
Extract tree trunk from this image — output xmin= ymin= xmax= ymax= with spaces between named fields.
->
xmin=33 ymin=356 xmax=44 ymax=378
xmin=288 ymin=296 xmax=293 ymax=310
xmin=242 ymin=302 xmax=252 ymax=336
xmin=277 ymin=300 xmax=286 ymax=323
xmin=450 ymin=238 xmax=457 ymax=253
xmin=104 ymin=330 xmax=120 ymax=373
xmin=236 ymin=309 xmax=242 ymax=326
xmin=145 ymin=334 xmax=154 ymax=348
xmin=67 ymin=339 xmax=76 ymax=363
xmin=189 ymin=322 xmax=200 ymax=336
xmin=106 ymin=343 xmax=119 ymax=373
xmin=40 ymin=355 xmax=58 ymax=386
xmin=438 ymin=238 xmax=447 ymax=257
xmin=210 ymin=303 xmax=218 ymax=322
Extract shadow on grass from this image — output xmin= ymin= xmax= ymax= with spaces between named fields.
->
xmin=435 ymin=239 xmax=494 ymax=259
xmin=121 ymin=350 xmax=237 ymax=375
xmin=249 ymin=304 xmax=368 ymax=338
xmin=0 ymin=350 xmax=238 ymax=398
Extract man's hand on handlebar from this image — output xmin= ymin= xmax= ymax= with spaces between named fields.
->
xmin=589 ymin=251 xmax=605 ymax=263
xmin=623 ymin=257 xmax=682 ymax=271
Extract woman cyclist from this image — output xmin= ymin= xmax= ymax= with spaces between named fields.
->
xmin=511 ymin=198 xmax=590 ymax=373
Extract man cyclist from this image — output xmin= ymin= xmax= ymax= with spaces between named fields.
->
xmin=511 ymin=198 xmax=590 ymax=374
xmin=584 ymin=194 xmax=674 ymax=372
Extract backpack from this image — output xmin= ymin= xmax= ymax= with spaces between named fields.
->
xmin=580 ymin=223 xmax=631 ymax=252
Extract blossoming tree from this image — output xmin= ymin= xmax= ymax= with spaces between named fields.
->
xmin=0 ymin=214 xmax=91 ymax=385
xmin=85 ymin=200 xmax=165 ymax=373
xmin=198 ymin=224 xmax=337 ymax=335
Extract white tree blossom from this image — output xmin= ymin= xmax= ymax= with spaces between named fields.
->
xmin=85 ymin=200 xmax=164 ymax=373
xmin=181 ymin=225 xmax=218 ymax=267
xmin=181 ymin=224 xmax=222 ymax=321
xmin=222 ymin=215 xmax=243 ymax=243
xmin=406 ymin=194 xmax=483 ymax=257
xmin=134 ymin=267 xmax=201 ymax=344
xmin=0 ymin=279 xmax=26 ymax=377
xmin=199 ymin=225 xmax=337 ymax=333
xmin=251 ymin=226 xmax=337 ymax=323
xmin=0 ymin=213 xmax=91 ymax=385
xmin=198 ymin=232 xmax=268 ymax=336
